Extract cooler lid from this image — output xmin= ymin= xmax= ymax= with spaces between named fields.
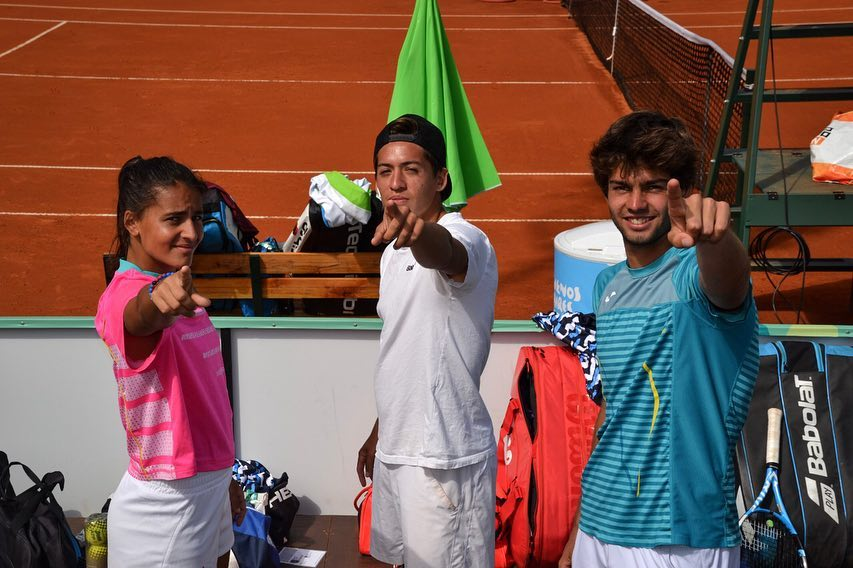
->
xmin=554 ymin=221 xmax=626 ymax=264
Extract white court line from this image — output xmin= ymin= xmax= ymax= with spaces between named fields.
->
xmin=663 ymin=7 xmax=853 ymax=15
xmin=0 ymin=3 xmax=565 ymax=18
xmin=0 ymin=72 xmax=602 ymax=86
xmin=0 ymin=19 xmax=63 ymax=58
xmin=0 ymin=211 xmax=606 ymax=223
xmin=1 ymin=211 xmax=113 ymax=217
xmin=0 ymin=16 xmax=569 ymax=31
xmin=7 ymin=2 xmax=847 ymax=17
xmin=1 ymin=71 xmax=848 ymax=86
xmin=2 ymin=3 xmax=848 ymax=19
xmin=0 ymin=164 xmax=593 ymax=176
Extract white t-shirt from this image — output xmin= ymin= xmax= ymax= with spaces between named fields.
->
xmin=374 ymin=212 xmax=498 ymax=469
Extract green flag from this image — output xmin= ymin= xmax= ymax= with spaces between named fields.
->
xmin=388 ymin=0 xmax=501 ymax=211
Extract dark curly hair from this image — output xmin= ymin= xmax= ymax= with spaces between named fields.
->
xmin=590 ymin=110 xmax=699 ymax=196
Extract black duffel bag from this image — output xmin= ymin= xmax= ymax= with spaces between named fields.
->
xmin=0 ymin=451 xmax=82 ymax=568
xmin=736 ymin=341 xmax=853 ymax=568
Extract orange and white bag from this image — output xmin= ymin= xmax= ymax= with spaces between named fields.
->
xmin=811 ymin=111 xmax=853 ymax=185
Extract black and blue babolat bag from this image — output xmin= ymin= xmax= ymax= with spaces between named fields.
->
xmin=736 ymin=341 xmax=853 ymax=567
xmin=198 ymin=181 xmax=259 ymax=254
xmin=0 ymin=451 xmax=83 ymax=568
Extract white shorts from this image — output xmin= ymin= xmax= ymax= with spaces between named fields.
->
xmin=107 ymin=468 xmax=233 ymax=568
xmin=572 ymin=529 xmax=740 ymax=568
xmin=370 ymin=457 xmax=497 ymax=568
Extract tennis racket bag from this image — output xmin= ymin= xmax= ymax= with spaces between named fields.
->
xmin=495 ymin=346 xmax=599 ymax=567
xmin=282 ymin=195 xmax=385 ymax=316
xmin=736 ymin=341 xmax=853 ymax=567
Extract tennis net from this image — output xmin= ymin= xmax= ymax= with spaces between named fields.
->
xmin=569 ymin=0 xmax=745 ymax=203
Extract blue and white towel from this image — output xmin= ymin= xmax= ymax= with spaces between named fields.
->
xmin=532 ymin=310 xmax=602 ymax=405
xmin=232 ymin=459 xmax=281 ymax=494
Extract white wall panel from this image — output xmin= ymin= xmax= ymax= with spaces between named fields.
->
xmin=0 ymin=329 xmax=127 ymax=517
xmin=1 ymin=324 xmax=847 ymax=516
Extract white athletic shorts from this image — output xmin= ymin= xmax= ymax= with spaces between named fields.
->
xmin=107 ymin=468 xmax=233 ymax=568
xmin=370 ymin=457 xmax=497 ymax=568
xmin=572 ymin=529 xmax=740 ymax=568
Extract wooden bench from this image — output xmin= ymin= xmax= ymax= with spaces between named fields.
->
xmin=103 ymin=252 xmax=382 ymax=316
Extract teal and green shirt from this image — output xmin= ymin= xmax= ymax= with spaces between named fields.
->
xmin=579 ymin=246 xmax=759 ymax=548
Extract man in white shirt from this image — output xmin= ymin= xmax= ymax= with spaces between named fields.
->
xmin=356 ymin=114 xmax=499 ymax=568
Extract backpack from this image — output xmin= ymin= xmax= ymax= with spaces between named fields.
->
xmin=265 ymin=477 xmax=299 ymax=550
xmin=495 ymin=346 xmax=599 ymax=567
xmin=198 ymin=181 xmax=259 ymax=253
xmin=736 ymin=341 xmax=853 ymax=568
xmin=0 ymin=452 xmax=83 ymax=568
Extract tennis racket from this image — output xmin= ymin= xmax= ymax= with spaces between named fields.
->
xmin=739 ymin=407 xmax=807 ymax=567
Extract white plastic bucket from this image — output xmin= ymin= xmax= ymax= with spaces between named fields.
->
xmin=554 ymin=221 xmax=626 ymax=313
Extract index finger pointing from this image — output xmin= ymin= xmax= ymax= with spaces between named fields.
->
xmin=371 ymin=222 xmax=386 ymax=247
xmin=190 ymin=292 xmax=211 ymax=308
xmin=666 ymin=179 xmax=686 ymax=216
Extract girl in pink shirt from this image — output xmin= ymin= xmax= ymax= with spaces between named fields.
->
xmin=95 ymin=156 xmax=245 ymax=567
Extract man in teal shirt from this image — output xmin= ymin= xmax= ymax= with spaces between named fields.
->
xmin=559 ymin=111 xmax=759 ymax=567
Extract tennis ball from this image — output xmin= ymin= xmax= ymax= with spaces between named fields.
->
xmin=84 ymin=513 xmax=108 ymax=546
xmin=85 ymin=544 xmax=108 ymax=568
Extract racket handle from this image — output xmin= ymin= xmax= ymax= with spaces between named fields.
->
xmin=766 ymin=408 xmax=783 ymax=465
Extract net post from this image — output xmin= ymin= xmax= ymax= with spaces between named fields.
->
xmin=606 ymin=0 xmax=621 ymax=75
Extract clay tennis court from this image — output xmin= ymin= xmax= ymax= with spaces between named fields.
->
xmin=0 ymin=0 xmax=850 ymax=324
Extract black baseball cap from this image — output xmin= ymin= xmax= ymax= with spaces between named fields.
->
xmin=373 ymin=114 xmax=452 ymax=202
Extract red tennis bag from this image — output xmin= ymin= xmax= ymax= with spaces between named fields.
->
xmin=495 ymin=346 xmax=600 ymax=567
xmin=354 ymin=484 xmax=372 ymax=555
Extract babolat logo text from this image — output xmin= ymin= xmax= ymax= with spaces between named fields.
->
xmin=795 ymin=374 xmax=827 ymax=477
xmin=794 ymin=373 xmax=840 ymax=524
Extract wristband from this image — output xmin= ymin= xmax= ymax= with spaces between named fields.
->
xmin=148 ymin=271 xmax=174 ymax=299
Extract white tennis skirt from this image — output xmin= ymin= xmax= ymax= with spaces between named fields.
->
xmin=107 ymin=468 xmax=233 ymax=568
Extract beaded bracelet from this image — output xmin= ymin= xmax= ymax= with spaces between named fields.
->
xmin=148 ymin=271 xmax=174 ymax=299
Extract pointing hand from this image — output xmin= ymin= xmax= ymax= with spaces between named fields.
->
xmin=371 ymin=202 xmax=426 ymax=249
xmin=666 ymin=179 xmax=731 ymax=248
xmin=149 ymin=266 xmax=211 ymax=318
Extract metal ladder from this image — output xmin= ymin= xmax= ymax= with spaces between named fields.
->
xmin=704 ymin=0 xmax=853 ymax=272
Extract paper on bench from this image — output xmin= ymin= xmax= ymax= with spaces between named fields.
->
xmin=279 ymin=546 xmax=326 ymax=567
